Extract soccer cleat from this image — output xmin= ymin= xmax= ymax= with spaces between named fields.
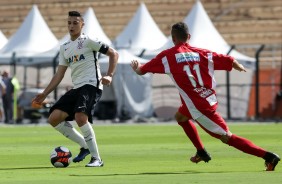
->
xmin=190 ymin=149 xmax=212 ymax=164
xmin=85 ymin=157 xmax=104 ymax=167
xmin=72 ymin=148 xmax=90 ymax=163
xmin=264 ymin=152 xmax=280 ymax=171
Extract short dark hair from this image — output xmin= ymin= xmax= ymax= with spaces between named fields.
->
xmin=171 ymin=22 xmax=189 ymax=42
xmin=68 ymin=11 xmax=84 ymax=21
xmin=69 ymin=11 xmax=81 ymax=17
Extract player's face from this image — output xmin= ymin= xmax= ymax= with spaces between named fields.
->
xmin=68 ymin=16 xmax=84 ymax=39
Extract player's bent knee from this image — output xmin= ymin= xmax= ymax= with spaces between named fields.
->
xmin=48 ymin=109 xmax=68 ymax=127
xmin=48 ymin=116 xmax=60 ymax=127
xmin=75 ymin=112 xmax=88 ymax=126
xmin=220 ymin=131 xmax=232 ymax=143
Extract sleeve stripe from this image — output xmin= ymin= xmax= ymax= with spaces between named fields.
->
xmin=161 ymin=56 xmax=170 ymax=73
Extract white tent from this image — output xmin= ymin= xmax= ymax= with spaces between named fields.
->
xmin=114 ymin=3 xmax=167 ymax=55
xmin=99 ymin=49 xmax=154 ymax=119
xmin=144 ymin=1 xmax=255 ymax=65
xmin=0 ymin=5 xmax=58 ymax=65
xmin=185 ymin=1 xmax=255 ymax=64
xmin=83 ymin=8 xmax=112 ymax=45
xmin=0 ymin=30 xmax=8 ymax=50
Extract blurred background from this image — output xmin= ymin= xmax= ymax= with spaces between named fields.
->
xmin=0 ymin=0 xmax=281 ymax=123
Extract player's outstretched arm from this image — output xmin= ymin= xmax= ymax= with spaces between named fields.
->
xmin=131 ymin=60 xmax=145 ymax=75
xmin=233 ymin=59 xmax=246 ymax=72
xmin=32 ymin=65 xmax=67 ymax=105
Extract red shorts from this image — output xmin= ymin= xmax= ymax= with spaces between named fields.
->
xmin=178 ymin=101 xmax=229 ymax=138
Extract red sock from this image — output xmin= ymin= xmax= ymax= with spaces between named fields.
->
xmin=178 ymin=120 xmax=204 ymax=150
xmin=227 ymin=134 xmax=266 ymax=158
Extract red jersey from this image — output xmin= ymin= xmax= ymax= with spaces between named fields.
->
xmin=140 ymin=43 xmax=234 ymax=119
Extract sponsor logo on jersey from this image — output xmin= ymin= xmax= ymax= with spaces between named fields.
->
xmin=66 ymin=54 xmax=85 ymax=63
xmin=193 ymin=87 xmax=213 ymax=98
xmin=175 ymin=52 xmax=200 ymax=63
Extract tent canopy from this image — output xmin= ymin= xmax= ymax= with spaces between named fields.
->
xmin=185 ymin=1 xmax=255 ymax=63
xmin=144 ymin=1 xmax=255 ymax=65
xmin=114 ymin=3 xmax=167 ymax=55
xmin=0 ymin=30 xmax=8 ymax=50
xmin=82 ymin=8 xmax=112 ymax=46
xmin=0 ymin=5 xmax=58 ymax=65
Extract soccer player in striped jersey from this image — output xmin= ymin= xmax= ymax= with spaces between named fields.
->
xmin=33 ymin=11 xmax=119 ymax=167
xmin=131 ymin=22 xmax=280 ymax=171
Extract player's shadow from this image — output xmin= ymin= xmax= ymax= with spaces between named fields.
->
xmin=69 ymin=170 xmax=225 ymax=177
xmin=0 ymin=166 xmax=53 ymax=170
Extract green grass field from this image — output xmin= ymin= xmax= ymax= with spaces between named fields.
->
xmin=0 ymin=122 xmax=281 ymax=184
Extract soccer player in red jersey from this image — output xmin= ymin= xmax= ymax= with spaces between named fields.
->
xmin=131 ymin=22 xmax=280 ymax=171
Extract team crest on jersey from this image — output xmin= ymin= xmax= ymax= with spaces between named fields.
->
xmin=175 ymin=52 xmax=200 ymax=63
xmin=77 ymin=41 xmax=84 ymax=49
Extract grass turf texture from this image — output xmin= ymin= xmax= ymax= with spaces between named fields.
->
xmin=0 ymin=122 xmax=281 ymax=184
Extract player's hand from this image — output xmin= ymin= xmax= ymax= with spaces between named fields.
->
xmin=32 ymin=93 xmax=46 ymax=107
xmin=131 ymin=60 xmax=141 ymax=71
xmin=237 ymin=64 xmax=246 ymax=72
xmin=233 ymin=60 xmax=247 ymax=72
xmin=234 ymin=63 xmax=246 ymax=72
xmin=101 ymin=75 xmax=112 ymax=86
xmin=131 ymin=60 xmax=145 ymax=75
